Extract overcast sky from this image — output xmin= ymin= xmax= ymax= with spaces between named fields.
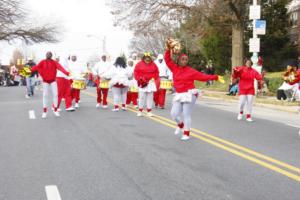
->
xmin=0 ymin=0 xmax=132 ymax=65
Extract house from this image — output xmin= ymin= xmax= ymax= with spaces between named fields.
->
xmin=288 ymin=0 xmax=300 ymax=49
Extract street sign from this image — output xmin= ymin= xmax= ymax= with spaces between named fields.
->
xmin=249 ymin=5 xmax=261 ymax=19
xmin=255 ymin=20 xmax=266 ymax=35
xmin=249 ymin=38 xmax=260 ymax=53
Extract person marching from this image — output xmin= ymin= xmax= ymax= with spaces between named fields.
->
xmin=69 ymin=55 xmax=87 ymax=109
xmin=232 ymin=58 xmax=263 ymax=122
xmin=134 ymin=52 xmax=159 ymax=117
xmin=31 ymin=51 xmax=70 ymax=118
xmin=93 ymin=55 xmax=111 ymax=109
xmin=126 ymin=59 xmax=139 ymax=108
xmin=154 ymin=54 xmax=171 ymax=109
xmin=55 ymin=56 xmax=75 ymax=112
xmin=103 ymin=57 xmax=131 ymax=111
xmin=164 ymin=39 xmax=224 ymax=141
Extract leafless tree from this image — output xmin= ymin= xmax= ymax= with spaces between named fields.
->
xmin=110 ymin=0 xmax=252 ymax=67
xmin=0 ymin=0 xmax=60 ymax=44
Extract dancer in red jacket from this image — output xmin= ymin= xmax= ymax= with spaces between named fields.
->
xmin=164 ymin=40 xmax=224 ymax=141
xmin=31 ymin=52 xmax=69 ymax=118
xmin=134 ymin=52 xmax=159 ymax=117
xmin=232 ymin=58 xmax=263 ymax=122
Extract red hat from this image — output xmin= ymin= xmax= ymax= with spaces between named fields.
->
xmin=177 ymin=53 xmax=188 ymax=63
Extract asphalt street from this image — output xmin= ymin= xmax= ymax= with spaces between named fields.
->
xmin=0 ymin=86 xmax=299 ymax=200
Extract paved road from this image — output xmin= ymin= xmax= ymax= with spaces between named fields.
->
xmin=0 ymin=86 xmax=299 ymax=200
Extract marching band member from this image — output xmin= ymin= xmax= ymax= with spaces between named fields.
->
xmin=31 ymin=51 xmax=70 ymax=118
xmin=134 ymin=52 xmax=159 ymax=117
xmin=103 ymin=57 xmax=131 ymax=111
xmin=154 ymin=54 xmax=171 ymax=109
xmin=232 ymin=58 xmax=263 ymax=122
xmin=126 ymin=59 xmax=138 ymax=108
xmin=69 ymin=55 xmax=87 ymax=109
xmin=55 ymin=56 xmax=75 ymax=112
xmin=164 ymin=39 xmax=224 ymax=141
xmin=93 ymin=55 xmax=111 ymax=109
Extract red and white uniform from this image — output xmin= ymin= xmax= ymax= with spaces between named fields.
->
xmin=103 ymin=65 xmax=132 ymax=109
xmin=154 ymin=54 xmax=171 ymax=109
xmin=164 ymin=50 xmax=218 ymax=139
xmin=69 ymin=60 xmax=87 ymax=104
xmin=56 ymin=58 xmax=73 ymax=110
xmin=93 ymin=60 xmax=111 ymax=106
xmin=126 ymin=64 xmax=138 ymax=107
xmin=134 ymin=60 xmax=159 ymax=113
xmin=31 ymin=59 xmax=69 ymax=113
xmin=232 ymin=65 xmax=263 ymax=120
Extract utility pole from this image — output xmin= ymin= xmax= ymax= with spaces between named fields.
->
xmin=249 ymin=0 xmax=266 ymax=93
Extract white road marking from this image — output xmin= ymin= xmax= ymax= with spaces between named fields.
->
xmin=28 ymin=110 xmax=36 ymax=119
xmin=45 ymin=185 xmax=62 ymax=200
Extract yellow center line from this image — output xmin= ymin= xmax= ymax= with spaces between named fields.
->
xmin=152 ymin=113 xmax=300 ymax=175
xmin=82 ymin=91 xmax=300 ymax=182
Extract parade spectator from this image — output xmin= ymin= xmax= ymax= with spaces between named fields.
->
xmin=25 ymin=58 xmax=37 ymax=98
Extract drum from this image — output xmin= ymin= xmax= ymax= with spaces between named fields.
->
xmin=160 ymin=79 xmax=173 ymax=90
xmin=72 ymin=80 xmax=86 ymax=90
xmin=129 ymin=86 xmax=138 ymax=92
xmin=99 ymin=80 xmax=110 ymax=89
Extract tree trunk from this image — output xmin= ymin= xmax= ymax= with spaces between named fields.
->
xmin=231 ymin=23 xmax=244 ymax=68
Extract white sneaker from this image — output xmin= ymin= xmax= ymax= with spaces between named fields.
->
xmin=175 ymin=127 xmax=183 ymax=135
xmin=181 ymin=135 xmax=190 ymax=141
xmin=137 ymin=111 xmax=143 ymax=117
xmin=237 ymin=113 xmax=243 ymax=120
xmin=147 ymin=112 xmax=154 ymax=117
xmin=53 ymin=111 xmax=60 ymax=117
xmin=102 ymin=105 xmax=108 ymax=109
xmin=246 ymin=118 xmax=254 ymax=122
xmin=96 ymin=103 xmax=100 ymax=108
xmin=66 ymin=107 xmax=75 ymax=112
xmin=57 ymin=108 xmax=62 ymax=112
xmin=122 ymin=107 xmax=127 ymax=111
xmin=25 ymin=94 xmax=30 ymax=99
xmin=42 ymin=112 xmax=47 ymax=119
xmin=75 ymin=103 xmax=79 ymax=108
xmin=112 ymin=108 xmax=119 ymax=112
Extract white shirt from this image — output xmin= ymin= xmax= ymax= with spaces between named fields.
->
xmin=69 ymin=60 xmax=87 ymax=79
xmin=93 ymin=61 xmax=111 ymax=78
xmin=104 ymin=65 xmax=132 ymax=87
xmin=154 ymin=59 xmax=172 ymax=79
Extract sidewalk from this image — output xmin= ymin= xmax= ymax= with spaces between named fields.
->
xmin=202 ymin=90 xmax=300 ymax=114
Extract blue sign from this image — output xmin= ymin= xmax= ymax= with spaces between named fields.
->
xmin=255 ymin=20 xmax=266 ymax=35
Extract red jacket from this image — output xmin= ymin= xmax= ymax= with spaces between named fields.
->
xmin=134 ymin=60 xmax=159 ymax=82
xmin=31 ymin=59 xmax=69 ymax=83
xmin=164 ymin=50 xmax=218 ymax=93
xmin=232 ymin=66 xmax=262 ymax=95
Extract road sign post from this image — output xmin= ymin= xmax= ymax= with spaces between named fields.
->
xmin=249 ymin=0 xmax=266 ymax=94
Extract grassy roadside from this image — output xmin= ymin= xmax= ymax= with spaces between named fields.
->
xmin=194 ymin=72 xmax=299 ymax=107
xmin=195 ymin=72 xmax=284 ymax=94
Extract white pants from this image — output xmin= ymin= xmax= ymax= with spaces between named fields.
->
xmin=43 ymin=82 xmax=58 ymax=109
xmin=112 ymin=87 xmax=128 ymax=105
xmin=171 ymin=94 xmax=197 ymax=131
xmin=239 ymin=95 xmax=254 ymax=114
xmin=139 ymin=91 xmax=154 ymax=110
